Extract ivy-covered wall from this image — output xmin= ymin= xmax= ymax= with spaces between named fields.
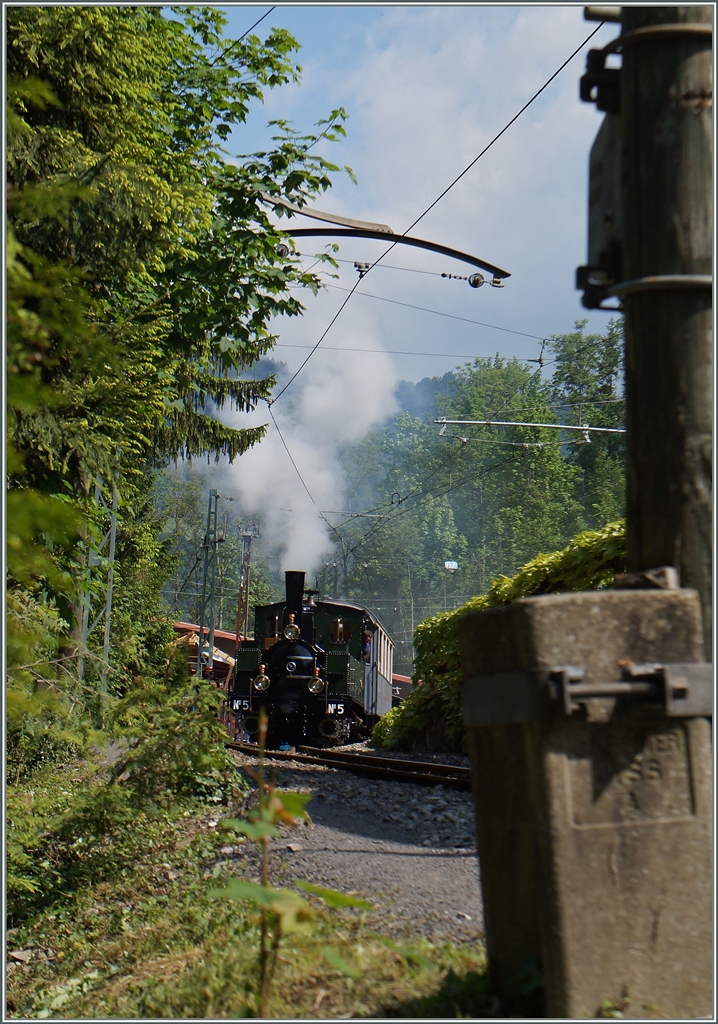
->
xmin=373 ymin=520 xmax=626 ymax=753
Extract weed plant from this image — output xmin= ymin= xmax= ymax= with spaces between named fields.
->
xmin=7 ymin=665 xmax=492 ymax=1018
xmin=7 ymin=751 xmax=491 ymax=1019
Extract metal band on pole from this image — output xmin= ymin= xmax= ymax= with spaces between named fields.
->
xmin=607 ymin=274 xmax=713 ymax=297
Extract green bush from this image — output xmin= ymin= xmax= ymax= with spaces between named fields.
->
xmin=7 ymin=650 xmax=240 ymax=924
xmin=107 ymin=652 xmax=236 ymax=804
xmin=373 ymin=521 xmax=626 ymax=753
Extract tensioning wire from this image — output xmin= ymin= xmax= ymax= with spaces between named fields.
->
xmin=303 ymin=280 xmax=547 ymax=340
xmin=439 ymin=433 xmax=589 ymax=448
xmin=343 ymin=449 xmax=525 ymax=557
xmin=297 ymin=251 xmax=479 ymax=280
xmin=268 ymin=406 xmax=349 ymax=550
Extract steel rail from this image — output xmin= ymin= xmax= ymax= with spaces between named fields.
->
xmin=226 ymin=741 xmax=472 ymax=791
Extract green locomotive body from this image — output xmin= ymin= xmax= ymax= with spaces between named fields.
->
xmin=228 ymin=571 xmax=393 ymax=747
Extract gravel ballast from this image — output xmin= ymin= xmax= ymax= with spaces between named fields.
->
xmin=223 ymin=746 xmax=484 ymax=946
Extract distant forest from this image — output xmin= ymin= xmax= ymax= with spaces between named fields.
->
xmin=160 ymin=319 xmax=625 ymax=673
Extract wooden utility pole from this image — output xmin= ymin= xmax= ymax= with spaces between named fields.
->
xmin=620 ymin=6 xmax=713 ymax=654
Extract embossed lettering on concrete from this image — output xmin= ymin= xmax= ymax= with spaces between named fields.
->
xmin=565 ymin=724 xmax=694 ymax=829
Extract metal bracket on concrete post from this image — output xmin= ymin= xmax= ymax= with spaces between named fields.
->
xmin=463 ymin=661 xmax=713 ymax=728
xmin=549 ymin=661 xmax=713 ymax=719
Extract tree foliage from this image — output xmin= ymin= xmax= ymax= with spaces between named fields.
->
xmin=328 ymin=323 xmax=624 ymax=671
xmin=6 ymin=6 xmax=352 ymax=908
xmin=7 ymin=6 xmax=350 ymax=495
xmin=7 ymin=3 xmax=349 ymax=668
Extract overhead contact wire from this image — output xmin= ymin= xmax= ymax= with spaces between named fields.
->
xmin=308 ymin=281 xmax=547 ymax=340
xmin=270 ymin=21 xmax=604 ymax=404
xmin=398 ymin=21 xmax=604 ymax=237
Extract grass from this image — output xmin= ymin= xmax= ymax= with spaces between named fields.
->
xmin=6 ymin=781 xmax=492 ymax=1019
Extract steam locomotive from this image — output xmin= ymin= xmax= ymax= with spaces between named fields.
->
xmin=228 ymin=571 xmax=393 ymax=748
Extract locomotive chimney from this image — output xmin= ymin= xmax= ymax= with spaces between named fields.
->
xmin=285 ymin=570 xmax=306 ymax=620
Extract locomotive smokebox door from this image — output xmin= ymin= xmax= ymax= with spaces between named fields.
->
xmin=458 ymin=590 xmax=712 ymax=1019
xmin=576 ymin=112 xmax=623 ymax=309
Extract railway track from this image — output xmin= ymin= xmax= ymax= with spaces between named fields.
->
xmin=226 ymin=741 xmax=473 ymax=791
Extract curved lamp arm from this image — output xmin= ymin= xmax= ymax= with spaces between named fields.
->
xmin=284 ymin=226 xmax=511 ymax=283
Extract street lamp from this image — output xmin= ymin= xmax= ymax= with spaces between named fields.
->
xmin=443 ymin=560 xmax=459 ymax=611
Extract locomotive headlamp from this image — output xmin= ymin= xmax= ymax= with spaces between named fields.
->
xmin=283 ymin=613 xmax=301 ymax=641
xmin=307 ymin=668 xmax=325 ymax=694
xmin=253 ymin=664 xmax=270 ymax=692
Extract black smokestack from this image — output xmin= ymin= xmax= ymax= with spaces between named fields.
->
xmin=285 ymin=571 xmax=306 ymax=620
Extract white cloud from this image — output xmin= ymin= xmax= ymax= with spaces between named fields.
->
xmin=209 ymin=6 xmax=619 ymax=563
xmin=232 ymin=6 xmax=617 ymax=380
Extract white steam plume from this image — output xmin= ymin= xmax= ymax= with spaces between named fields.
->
xmin=218 ymin=301 xmax=399 ymax=578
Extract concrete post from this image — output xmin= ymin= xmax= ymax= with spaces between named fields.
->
xmin=459 ymin=8 xmax=713 ymax=1017
xmin=458 ymin=590 xmax=712 ymax=1017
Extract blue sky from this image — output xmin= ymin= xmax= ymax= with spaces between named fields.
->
xmin=219 ymin=4 xmax=619 ymax=384
xmin=210 ymin=6 xmax=622 ymax=570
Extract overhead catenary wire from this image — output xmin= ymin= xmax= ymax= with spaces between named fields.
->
xmin=238 ymin=7 xmax=275 ymax=39
xmin=329 ymin=366 xmax=622 ymax=536
xmin=266 ymin=407 xmax=350 ymax=552
xmin=276 ymin=286 xmax=624 ymax=365
xmin=337 ymin=394 xmax=620 ymax=534
xmin=279 ymin=256 xmax=619 ymax=535
xmin=299 ymin=280 xmax=547 ymax=340
xmin=210 ymin=6 xmax=276 ymax=66
xmin=275 ymin=342 xmax=536 ymax=359
xmin=343 ymin=449 xmax=526 ymax=558
xmin=297 ymin=252 xmax=484 ymax=280
xmin=393 ymin=22 xmax=605 ymax=238
xmin=269 ymin=406 xmax=317 ymax=507
xmin=270 ymin=21 xmax=605 ymax=404
xmin=321 ymin=405 xmax=527 ymax=529
xmin=436 ymin=418 xmax=626 ymax=434
xmin=339 ymin=441 xmax=527 ymax=547
xmin=484 ymin=328 xmax=624 ymax=422
xmin=439 ymin=432 xmax=590 ymax=448
xmin=336 ymin=327 xmax=617 ymax=520
xmin=270 ymin=278 xmax=366 ymax=404
xmin=321 ymin=429 xmax=588 ymax=533
xmin=508 ymin=398 xmax=624 ymax=411
xmin=268 ymin=333 xmax=623 ymax=536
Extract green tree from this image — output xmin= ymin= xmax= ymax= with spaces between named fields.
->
xmin=7 ymin=6 xmax=350 ymax=497
xmin=443 ymin=355 xmax=584 ymax=587
xmin=334 ymin=326 xmax=624 ymax=656
xmin=548 ymin=318 xmax=625 ymax=526
xmin=330 ymin=355 xmax=592 ymax=670
xmin=6 ymin=7 xmax=350 ymax=778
